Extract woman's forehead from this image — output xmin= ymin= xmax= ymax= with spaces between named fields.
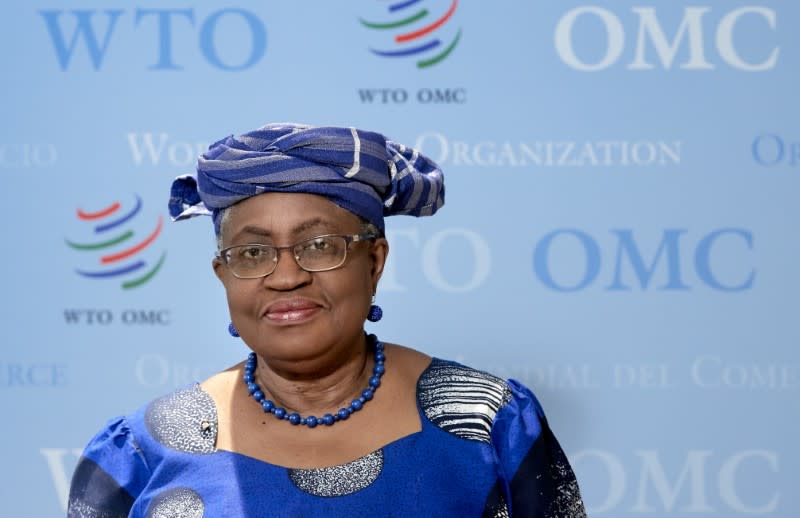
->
xmin=227 ymin=193 xmax=360 ymax=236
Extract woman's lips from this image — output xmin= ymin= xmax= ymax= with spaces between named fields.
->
xmin=263 ymin=299 xmax=322 ymax=324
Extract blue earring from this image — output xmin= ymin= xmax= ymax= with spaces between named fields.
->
xmin=367 ymin=296 xmax=383 ymax=322
xmin=228 ymin=322 xmax=240 ymax=337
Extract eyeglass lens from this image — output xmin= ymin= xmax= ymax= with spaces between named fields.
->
xmin=226 ymin=235 xmax=349 ymax=278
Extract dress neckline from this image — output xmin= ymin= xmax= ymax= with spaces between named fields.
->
xmin=197 ymin=357 xmax=440 ymax=471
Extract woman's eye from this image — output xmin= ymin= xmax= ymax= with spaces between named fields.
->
xmin=241 ymin=247 xmax=264 ymax=259
xmin=306 ymin=239 xmax=330 ymax=251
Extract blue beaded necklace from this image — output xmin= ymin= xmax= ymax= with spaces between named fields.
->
xmin=243 ymin=334 xmax=386 ymax=428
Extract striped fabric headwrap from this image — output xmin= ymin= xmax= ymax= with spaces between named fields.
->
xmin=168 ymin=123 xmax=445 ymax=234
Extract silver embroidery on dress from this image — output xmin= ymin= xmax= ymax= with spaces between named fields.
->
xmin=67 ymin=498 xmax=125 ymax=518
xmin=146 ymin=487 xmax=205 ymax=518
xmin=144 ymin=384 xmax=218 ymax=454
xmin=418 ymin=360 xmax=513 ymax=443
xmin=487 ymin=494 xmax=510 ymax=518
xmin=288 ymin=450 xmax=384 ymax=497
xmin=546 ymin=459 xmax=588 ymax=518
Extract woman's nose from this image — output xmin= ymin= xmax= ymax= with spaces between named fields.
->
xmin=264 ymin=248 xmax=312 ymax=290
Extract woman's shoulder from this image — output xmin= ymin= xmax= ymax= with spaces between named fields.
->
xmin=387 ymin=343 xmax=540 ymax=408
xmin=128 ymin=382 xmax=219 ymax=455
xmin=79 ymin=379 xmax=218 ymax=452
xmin=69 ymin=380 xmax=228 ymax=515
xmin=415 ymin=356 xmax=522 ymax=442
xmin=387 ymin=344 xmax=545 ymax=444
xmin=383 ymin=343 xmax=506 ymax=438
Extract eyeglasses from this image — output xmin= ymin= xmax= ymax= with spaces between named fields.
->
xmin=217 ymin=233 xmax=377 ymax=279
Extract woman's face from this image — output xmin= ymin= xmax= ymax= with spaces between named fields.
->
xmin=213 ymin=193 xmax=388 ymax=368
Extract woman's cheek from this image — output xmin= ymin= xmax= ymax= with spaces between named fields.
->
xmin=229 ymin=286 xmax=257 ymax=317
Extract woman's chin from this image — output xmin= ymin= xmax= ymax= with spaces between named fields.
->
xmin=248 ymin=328 xmax=339 ymax=365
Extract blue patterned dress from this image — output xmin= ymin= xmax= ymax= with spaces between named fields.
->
xmin=68 ymin=359 xmax=586 ymax=517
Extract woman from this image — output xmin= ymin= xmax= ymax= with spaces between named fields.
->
xmin=68 ymin=123 xmax=586 ymax=517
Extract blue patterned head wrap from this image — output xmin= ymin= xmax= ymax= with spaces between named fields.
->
xmin=168 ymin=123 xmax=444 ymax=234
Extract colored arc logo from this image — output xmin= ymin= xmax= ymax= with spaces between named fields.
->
xmin=65 ymin=195 xmax=166 ymax=289
xmin=361 ymin=0 xmax=461 ymax=68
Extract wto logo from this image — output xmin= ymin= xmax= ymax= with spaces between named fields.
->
xmin=65 ymin=195 xmax=166 ymax=289
xmin=360 ymin=0 xmax=461 ymax=68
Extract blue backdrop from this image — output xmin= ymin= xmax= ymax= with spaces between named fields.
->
xmin=3 ymin=1 xmax=798 ymax=515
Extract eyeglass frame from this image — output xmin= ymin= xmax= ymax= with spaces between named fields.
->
xmin=215 ymin=232 xmax=379 ymax=279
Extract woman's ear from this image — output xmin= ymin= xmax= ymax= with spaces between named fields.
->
xmin=369 ymin=238 xmax=389 ymax=289
xmin=212 ymin=257 xmax=226 ymax=283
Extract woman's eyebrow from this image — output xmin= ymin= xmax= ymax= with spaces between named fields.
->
xmin=236 ymin=225 xmax=271 ymax=238
xmin=235 ymin=218 xmax=334 ymax=240
xmin=291 ymin=218 xmax=335 ymax=234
